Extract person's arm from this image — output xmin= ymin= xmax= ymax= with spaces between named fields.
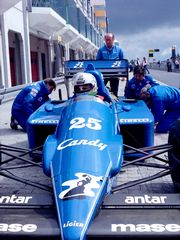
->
xmin=124 ymin=81 xmax=132 ymax=99
xmin=150 ymin=97 xmax=165 ymax=123
xmin=96 ymin=49 xmax=102 ymax=60
xmin=146 ymin=75 xmax=159 ymax=86
xmin=119 ymin=48 xmax=124 ymax=59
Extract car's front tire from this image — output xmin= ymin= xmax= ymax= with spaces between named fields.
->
xmin=168 ymin=119 xmax=180 ymax=192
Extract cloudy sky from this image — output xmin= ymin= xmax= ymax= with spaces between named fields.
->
xmin=105 ymin=0 xmax=180 ymax=61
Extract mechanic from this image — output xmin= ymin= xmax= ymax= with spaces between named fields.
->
xmin=124 ymin=65 xmax=159 ymax=99
xmin=10 ymin=78 xmax=56 ymax=131
xmin=96 ymin=33 xmax=124 ymax=97
xmin=140 ymin=84 xmax=180 ymax=133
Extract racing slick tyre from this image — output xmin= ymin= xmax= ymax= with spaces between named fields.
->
xmin=168 ymin=119 xmax=180 ymax=192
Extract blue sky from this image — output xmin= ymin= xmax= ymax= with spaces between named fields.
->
xmin=105 ymin=0 xmax=180 ymax=61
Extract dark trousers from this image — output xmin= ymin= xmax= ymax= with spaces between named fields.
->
xmin=12 ymin=108 xmax=29 ymax=131
xmin=104 ymin=77 xmax=119 ymax=97
xmin=155 ymin=108 xmax=180 ymax=133
xmin=144 ymin=65 xmax=150 ymax=74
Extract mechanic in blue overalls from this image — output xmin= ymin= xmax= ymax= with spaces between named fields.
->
xmin=96 ymin=33 xmax=124 ymax=97
xmin=140 ymin=84 xmax=180 ymax=133
xmin=10 ymin=78 xmax=56 ymax=131
xmin=124 ymin=65 xmax=159 ymax=99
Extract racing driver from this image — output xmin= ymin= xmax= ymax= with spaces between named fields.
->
xmin=72 ymin=72 xmax=112 ymax=103
xmin=73 ymin=72 xmax=98 ymax=97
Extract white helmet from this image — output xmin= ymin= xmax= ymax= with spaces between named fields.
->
xmin=73 ymin=72 xmax=97 ymax=96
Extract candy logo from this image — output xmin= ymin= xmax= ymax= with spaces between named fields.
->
xmin=57 ymin=138 xmax=107 ymax=151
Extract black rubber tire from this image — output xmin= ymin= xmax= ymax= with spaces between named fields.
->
xmin=168 ymin=119 xmax=180 ymax=192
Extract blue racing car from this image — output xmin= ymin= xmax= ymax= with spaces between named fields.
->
xmin=0 ymin=59 xmax=179 ymax=240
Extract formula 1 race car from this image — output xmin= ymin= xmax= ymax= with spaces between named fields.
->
xmin=0 ymin=60 xmax=180 ymax=240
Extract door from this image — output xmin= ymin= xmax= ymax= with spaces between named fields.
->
xmin=9 ymin=47 xmax=16 ymax=86
xmin=31 ymin=51 xmax=39 ymax=82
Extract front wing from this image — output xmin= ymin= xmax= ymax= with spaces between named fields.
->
xmin=0 ymin=193 xmax=180 ymax=239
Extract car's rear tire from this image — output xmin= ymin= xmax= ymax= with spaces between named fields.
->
xmin=168 ymin=119 xmax=180 ymax=192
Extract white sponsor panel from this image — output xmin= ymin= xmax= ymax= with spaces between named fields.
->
xmin=111 ymin=223 xmax=180 ymax=232
xmin=112 ymin=61 xmax=121 ymax=67
xmin=120 ymin=118 xmax=150 ymax=123
xmin=0 ymin=195 xmax=32 ymax=204
xmin=63 ymin=221 xmax=84 ymax=228
xmin=30 ymin=88 xmax=38 ymax=97
xmin=31 ymin=119 xmax=59 ymax=124
xmin=125 ymin=195 xmax=167 ymax=204
xmin=74 ymin=62 xmax=84 ymax=68
xmin=57 ymin=138 xmax=107 ymax=151
xmin=69 ymin=117 xmax=102 ymax=130
xmin=0 ymin=223 xmax=37 ymax=232
xmin=59 ymin=173 xmax=103 ymax=199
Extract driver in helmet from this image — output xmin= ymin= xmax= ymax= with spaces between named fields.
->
xmin=73 ymin=72 xmax=98 ymax=97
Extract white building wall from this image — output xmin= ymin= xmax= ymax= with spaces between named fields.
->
xmin=0 ymin=0 xmax=104 ymax=89
xmin=1 ymin=1 xmax=31 ymax=87
xmin=0 ymin=28 xmax=5 ymax=88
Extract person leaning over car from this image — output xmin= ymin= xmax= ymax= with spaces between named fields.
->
xmin=124 ymin=65 xmax=159 ymax=99
xmin=96 ymin=33 xmax=124 ymax=97
xmin=139 ymin=84 xmax=180 ymax=133
xmin=10 ymin=78 xmax=56 ymax=132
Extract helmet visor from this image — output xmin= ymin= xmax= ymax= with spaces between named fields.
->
xmin=74 ymin=83 xmax=94 ymax=93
